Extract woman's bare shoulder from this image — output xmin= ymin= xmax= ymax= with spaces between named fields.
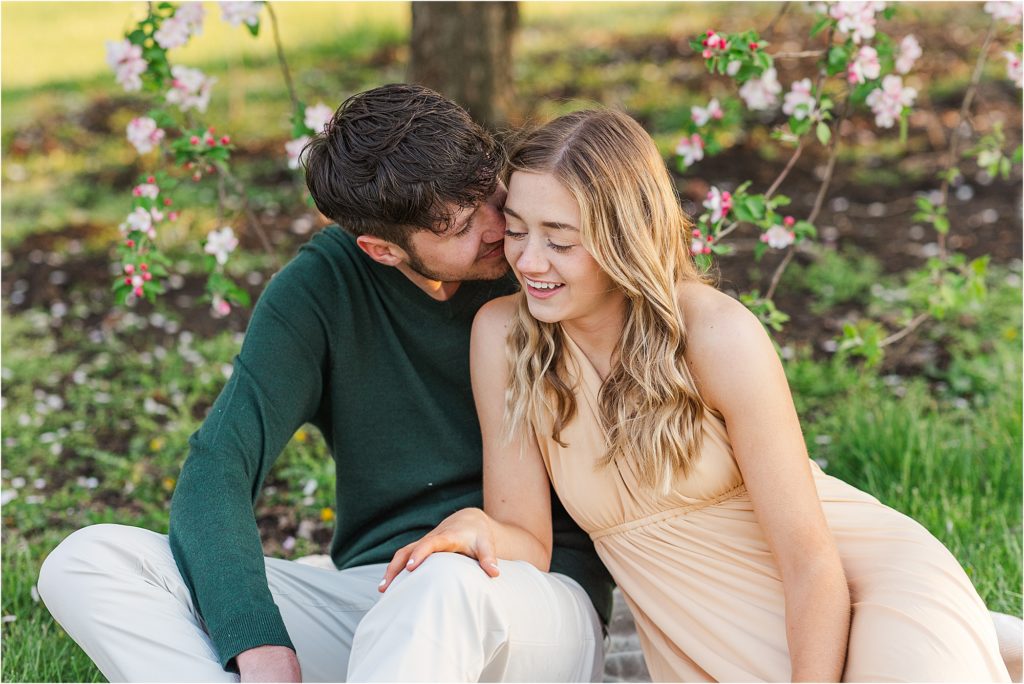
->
xmin=473 ymin=293 xmax=519 ymax=340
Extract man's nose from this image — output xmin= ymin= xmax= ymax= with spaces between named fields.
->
xmin=479 ymin=205 xmax=506 ymax=243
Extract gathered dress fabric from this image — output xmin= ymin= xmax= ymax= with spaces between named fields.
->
xmin=532 ymin=332 xmax=1010 ymax=683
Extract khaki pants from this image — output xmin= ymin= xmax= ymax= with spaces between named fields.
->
xmin=38 ymin=524 xmax=603 ymax=682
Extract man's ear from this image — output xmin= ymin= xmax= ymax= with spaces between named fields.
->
xmin=355 ymin=235 xmax=408 ymax=267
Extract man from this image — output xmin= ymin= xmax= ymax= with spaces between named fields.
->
xmin=39 ymin=84 xmax=613 ymax=682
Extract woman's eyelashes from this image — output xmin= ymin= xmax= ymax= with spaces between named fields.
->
xmin=503 ymin=229 xmax=575 ymax=252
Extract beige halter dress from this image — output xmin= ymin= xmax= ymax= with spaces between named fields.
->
xmin=533 ymin=332 xmax=1010 ymax=682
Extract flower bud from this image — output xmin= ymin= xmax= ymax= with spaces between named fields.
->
xmin=220 ymin=136 xmax=231 ymax=145
xmin=140 ymin=263 xmax=148 ymax=272
xmin=125 ymin=239 xmax=135 ymax=248
xmin=190 ymin=136 xmax=200 ymax=145
xmin=124 ymin=264 xmax=135 ymax=275
xmin=193 ymin=172 xmax=202 ymax=182
xmin=124 ymin=277 xmax=133 ymax=285
xmin=134 ymin=286 xmax=144 ymax=297
xmin=164 ymin=198 xmax=172 ymax=206
xmin=783 ymin=216 xmax=796 ymax=227
xmin=143 ymin=272 xmax=153 ymax=282
xmin=749 ymin=42 xmax=758 ymax=50
xmin=147 ymin=175 xmax=155 ymax=184
xmin=169 ymin=211 xmax=179 ymax=221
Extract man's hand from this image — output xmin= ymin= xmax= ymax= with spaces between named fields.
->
xmin=236 ymin=645 xmax=301 ymax=683
xmin=379 ymin=507 xmax=500 ymax=592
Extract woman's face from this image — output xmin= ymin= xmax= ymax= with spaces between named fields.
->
xmin=503 ymin=171 xmax=624 ymax=331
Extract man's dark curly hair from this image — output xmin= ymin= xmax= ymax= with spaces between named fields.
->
xmin=303 ymin=83 xmax=501 ymax=247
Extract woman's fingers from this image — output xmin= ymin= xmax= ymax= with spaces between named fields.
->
xmin=475 ymin=534 xmax=501 ymax=578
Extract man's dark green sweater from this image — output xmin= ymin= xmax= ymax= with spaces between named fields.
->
xmin=168 ymin=226 xmax=613 ymax=668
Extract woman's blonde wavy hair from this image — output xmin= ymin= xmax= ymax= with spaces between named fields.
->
xmin=502 ymin=109 xmax=709 ymax=495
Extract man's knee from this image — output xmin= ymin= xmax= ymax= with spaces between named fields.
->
xmin=38 ymin=524 xmax=155 ymax=605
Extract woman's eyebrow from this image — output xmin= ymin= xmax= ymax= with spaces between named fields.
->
xmin=503 ymin=206 xmax=578 ymax=231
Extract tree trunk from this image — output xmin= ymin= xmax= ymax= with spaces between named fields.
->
xmin=408 ymin=2 xmax=518 ymax=130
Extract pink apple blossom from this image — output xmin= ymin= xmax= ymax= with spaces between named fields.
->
xmin=782 ymin=78 xmax=817 ymax=120
xmin=848 ymin=46 xmax=881 ymax=84
xmin=219 ymin=1 xmax=263 ymax=27
xmin=176 ymin=3 xmax=206 ymax=33
xmin=726 ymin=60 xmax=742 ymax=76
xmin=895 ymin=35 xmax=922 ymax=75
xmin=304 ymin=102 xmax=334 ymax=134
xmin=286 ymin=136 xmax=311 ymax=169
xmin=703 ymin=187 xmax=733 ymax=223
xmin=165 ymin=65 xmax=216 ymax=113
xmin=133 ymin=183 xmax=160 ymax=199
xmin=154 ymin=15 xmax=191 ymax=49
xmin=675 ymin=134 xmax=704 ymax=167
xmin=126 ymin=117 xmax=165 ymax=155
xmin=1004 ymin=51 xmax=1023 ymax=88
xmin=738 ymin=68 xmax=781 ymax=111
xmin=984 ymin=1 xmax=1023 ymax=24
xmin=211 ymin=294 xmax=232 ymax=318
xmin=691 ymin=98 xmax=724 ymax=126
xmin=761 ymin=224 xmax=796 ymax=249
xmin=690 ymin=229 xmax=713 ymax=255
xmin=865 ymin=74 xmax=917 ymax=128
xmin=105 ymin=40 xmax=147 ymax=92
xmin=204 ymin=227 xmax=239 ymax=265
xmin=829 ymin=1 xmax=885 ymax=44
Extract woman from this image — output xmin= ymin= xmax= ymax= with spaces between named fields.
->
xmin=379 ymin=109 xmax=1011 ymax=682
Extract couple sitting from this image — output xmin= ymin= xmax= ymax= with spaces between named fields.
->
xmin=40 ymin=84 xmax=1011 ymax=682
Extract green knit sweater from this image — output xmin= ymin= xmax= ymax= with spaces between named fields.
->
xmin=169 ymin=226 xmax=614 ymax=668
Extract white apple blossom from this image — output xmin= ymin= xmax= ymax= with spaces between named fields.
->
xmin=126 ymin=117 xmax=166 ymax=155
xmin=865 ymin=74 xmax=917 ymax=128
xmin=703 ymin=187 xmax=733 ymax=223
xmin=286 ymin=136 xmax=311 ymax=169
xmin=219 ymin=1 xmax=263 ymax=27
xmin=122 ymin=207 xmax=156 ymax=239
xmin=176 ymin=3 xmax=206 ymax=33
xmin=848 ymin=46 xmax=881 ymax=84
xmin=691 ymin=98 xmax=724 ymax=127
xmin=782 ymin=78 xmax=817 ymax=119
xmin=896 ymin=35 xmax=922 ymax=75
xmin=106 ymin=39 xmax=147 ymax=92
xmin=1005 ymin=51 xmax=1023 ymax=88
xmin=675 ymin=133 xmax=704 ymax=167
xmin=304 ymin=103 xmax=334 ymax=134
xmin=154 ymin=15 xmax=191 ymax=49
xmin=738 ymin=68 xmax=781 ymax=111
xmin=205 ymin=227 xmax=239 ymax=265
xmin=984 ymin=1 xmax=1023 ymax=24
xmin=761 ymin=224 xmax=796 ymax=249
xmin=726 ymin=60 xmax=742 ymax=77
xmin=829 ymin=1 xmax=885 ymax=44
xmin=690 ymin=236 xmax=710 ymax=255
xmin=165 ymin=65 xmax=216 ymax=113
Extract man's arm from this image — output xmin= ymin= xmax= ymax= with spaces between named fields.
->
xmin=169 ymin=247 xmax=334 ymax=675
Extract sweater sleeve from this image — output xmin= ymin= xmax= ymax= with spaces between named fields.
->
xmin=169 ymin=249 xmax=332 ymax=669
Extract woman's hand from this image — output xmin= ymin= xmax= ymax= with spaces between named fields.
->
xmin=378 ymin=507 xmax=500 ymax=592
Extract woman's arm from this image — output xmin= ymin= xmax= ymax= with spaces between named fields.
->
xmin=685 ymin=286 xmax=850 ymax=682
xmin=379 ymin=296 xmax=554 ymax=590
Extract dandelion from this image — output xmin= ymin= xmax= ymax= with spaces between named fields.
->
xmin=320 ymin=508 xmax=335 ymax=522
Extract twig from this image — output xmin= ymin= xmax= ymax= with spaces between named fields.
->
xmin=266 ymin=2 xmax=299 ymax=112
xmin=771 ymin=50 xmax=826 ymax=59
xmin=219 ymin=165 xmax=280 ymax=264
xmin=765 ymin=140 xmax=804 ymax=199
xmin=879 ymin=312 xmax=930 ymax=348
xmin=936 ymin=17 xmax=998 ymax=260
xmin=763 ymin=3 xmax=790 ymax=39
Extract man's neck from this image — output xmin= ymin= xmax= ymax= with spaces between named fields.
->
xmin=395 ymin=263 xmax=462 ymax=301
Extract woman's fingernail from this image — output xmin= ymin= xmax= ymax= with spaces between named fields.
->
xmin=378 ymin=578 xmax=387 ymax=588
xmin=407 ymin=558 xmax=415 ymax=567
xmin=490 ymin=563 xmax=500 ymax=570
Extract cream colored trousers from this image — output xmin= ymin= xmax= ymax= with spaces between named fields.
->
xmin=38 ymin=524 xmax=603 ymax=683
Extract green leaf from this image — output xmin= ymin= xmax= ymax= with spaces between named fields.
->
xmin=816 ymin=121 xmax=831 ymax=146
xmin=744 ymin=195 xmax=766 ymax=220
xmin=934 ymin=215 xmax=950 ymax=234
xmin=809 ymin=15 xmax=831 ymax=38
xmin=246 ymin=20 xmax=260 ymax=37
xmin=899 ymin=108 xmax=909 ymax=145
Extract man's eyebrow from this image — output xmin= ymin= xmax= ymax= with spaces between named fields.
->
xmin=503 ymin=206 xmax=579 ymax=231
xmin=449 ymin=206 xmax=479 ymax=233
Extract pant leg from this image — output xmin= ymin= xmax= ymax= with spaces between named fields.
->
xmin=37 ymin=524 xmax=385 ymax=683
xmin=347 ymin=552 xmax=604 ymax=682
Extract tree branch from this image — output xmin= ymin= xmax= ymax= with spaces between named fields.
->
xmin=266 ymin=2 xmax=299 ymax=112
xmin=880 ymin=312 xmax=930 ymax=348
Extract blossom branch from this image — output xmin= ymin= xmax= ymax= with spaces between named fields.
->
xmin=879 ymin=312 xmax=930 ymax=348
xmin=936 ymin=17 xmax=998 ymax=260
xmin=266 ymin=2 xmax=299 ymax=112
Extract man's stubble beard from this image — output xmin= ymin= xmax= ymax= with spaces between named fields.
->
xmin=403 ymin=242 xmax=511 ymax=284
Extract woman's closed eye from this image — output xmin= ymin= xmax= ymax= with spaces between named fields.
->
xmin=503 ymin=229 xmax=575 ymax=253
